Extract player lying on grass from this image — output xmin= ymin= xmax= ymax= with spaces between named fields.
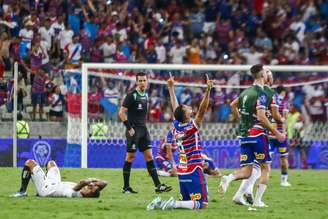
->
xmin=147 ymin=73 xmax=214 ymax=210
xmin=11 ymin=159 xmax=107 ymax=198
xmin=156 ymin=129 xmax=178 ymax=177
xmin=219 ymin=64 xmax=285 ymax=208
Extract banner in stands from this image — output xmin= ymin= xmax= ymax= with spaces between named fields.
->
xmin=0 ymin=138 xmax=327 ymax=169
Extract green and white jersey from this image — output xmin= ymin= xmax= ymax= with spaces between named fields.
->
xmin=238 ymin=85 xmax=268 ymax=137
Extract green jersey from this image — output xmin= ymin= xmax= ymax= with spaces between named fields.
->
xmin=238 ymin=85 xmax=268 ymax=137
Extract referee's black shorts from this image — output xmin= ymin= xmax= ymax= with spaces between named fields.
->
xmin=126 ymin=126 xmax=152 ymax=153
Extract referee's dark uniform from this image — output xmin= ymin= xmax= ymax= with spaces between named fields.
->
xmin=121 ymin=88 xmax=171 ymax=193
xmin=122 ymin=90 xmax=151 ymax=152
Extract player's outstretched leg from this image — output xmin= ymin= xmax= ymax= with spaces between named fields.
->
xmin=253 ymin=163 xmax=270 ymax=208
xmin=219 ymin=165 xmax=253 ymax=194
xmin=146 ymin=196 xmax=163 ymax=210
xmin=161 ymin=197 xmax=203 ymax=210
xmin=233 ymin=164 xmax=261 ymax=205
xmin=10 ymin=159 xmax=36 ymax=197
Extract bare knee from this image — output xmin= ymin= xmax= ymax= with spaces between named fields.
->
xmin=25 ymin=159 xmax=37 ymax=171
xmin=125 ymin=153 xmax=136 ymax=162
xmin=47 ymin=160 xmax=57 ymax=170
xmin=143 ymin=149 xmax=153 ymax=162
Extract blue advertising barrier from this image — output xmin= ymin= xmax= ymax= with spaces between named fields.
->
xmin=0 ymin=138 xmax=327 ymax=169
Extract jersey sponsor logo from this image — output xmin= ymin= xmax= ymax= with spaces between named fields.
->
xmin=279 ymin=147 xmax=287 ymax=153
xmin=258 ymin=93 xmax=267 ymax=106
xmin=240 ymin=154 xmax=248 ymax=161
xmin=32 ymin=140 xmax=51 ymax=166
xmin=190 ymin=193 xmax=201 ymax=201
xmin=131 ymin=144 xmax=136 ymax=150
xmin=137 ymin=103 xmax=143 ymax=110
xmin=255 ymin=153 xmax=265 ymax=160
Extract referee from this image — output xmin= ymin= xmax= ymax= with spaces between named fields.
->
xmin=119 ymin=72 xmax=172 ymax=194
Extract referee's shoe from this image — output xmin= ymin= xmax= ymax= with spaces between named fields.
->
xmin=155 ymin=183 xmax=172 ymax=193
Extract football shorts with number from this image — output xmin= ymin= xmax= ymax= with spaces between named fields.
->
xmin=178 ymin=167 xmax=208 ymax=208
xmin=269 ymin=138 xmax=288 ymax=157
xmin=239 ymin=134 xmax=271 ymax=166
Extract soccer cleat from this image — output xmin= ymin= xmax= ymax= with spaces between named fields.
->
xmin=280 ymin=181 xmax=291 ymax=187
xmin=146 ymin=196 xmax=163 ymax=210
xmin=155 ymin=184 xmax=172 ymax=193
xmin=233 ymin=195 xmax=250 ymax=206
xmin=218 ymin=175 xmax=229 ymax=194
xmin=10 ymin=191 xmax=27 ymax=198
xmin=253 ymin=201 xmax=269 ymax=208
xmin=161 ymin=197 xmax=176 ymax=210
xmin=244 ymin=193 xmax=254 ymax=205
xmin=122 ymin=187 xmax=138 ymax=194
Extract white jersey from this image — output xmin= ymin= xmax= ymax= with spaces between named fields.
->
xmin=50 ymin=181 xmax=81 ymax=198
xmin=32 ymin=165 xmax=82 ymax=198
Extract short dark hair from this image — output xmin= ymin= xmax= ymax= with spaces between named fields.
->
xmin=136 ymin=72 xmax=147 ymax=81
xmin=276 ymin=85 xmax=286 ymax=94
xmin=250 ymin=64 xmax=264 ymax=79
xmin=174 ymin=105 xmax=185 ymax=123
xmin=91 ymin=188 xmax=100 ymax=198
xmin=83 ymin=188 xmax=100 ymax=198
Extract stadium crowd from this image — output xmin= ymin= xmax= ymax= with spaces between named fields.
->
xmin=0 ymin=0 xmax=327 ymax=122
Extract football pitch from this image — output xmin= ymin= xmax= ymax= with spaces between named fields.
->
xmin=0 ymin=168 xmax=327 ymax=219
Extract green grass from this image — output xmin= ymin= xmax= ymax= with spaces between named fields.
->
xmin=0 ymin=168 xmax=327 ymax=219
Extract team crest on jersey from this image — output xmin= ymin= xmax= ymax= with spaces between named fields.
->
xmin=32 ymin=140 xmax=51 ymax=166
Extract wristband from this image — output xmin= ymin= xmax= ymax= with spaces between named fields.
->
xmin=123 ymin=120 xmax=132 ymax=130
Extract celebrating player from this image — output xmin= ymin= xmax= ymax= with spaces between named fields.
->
xmin=147 ymin=73 xmax=214 ymax=210
xmin=232 ymin=69 xmax=290 ymax=206
xmin=156 ymin=129 xmax=178 ymax=177
xmin=219 ymin=64 xmax=285 ymax=208
xmin=119 ymin=72 xmax=171 ymax=193
xmin=10 ymin=159 xmax=107 ymax=198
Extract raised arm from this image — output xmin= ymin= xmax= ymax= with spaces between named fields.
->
xmin=167 ymin=73 xmax=179 ymax=112
xmin=74 ymin=178 xmax=108 ymax=191
xmin=195 ymin=74 xmax=214 ymax=126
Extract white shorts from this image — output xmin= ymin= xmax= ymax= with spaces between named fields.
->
xmin=31 ymin=165 xmax=61 ymax=197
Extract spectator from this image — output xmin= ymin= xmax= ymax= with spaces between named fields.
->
xmin=48 ymin=86 xmax=65 ymax=122
xmin=31 ymin=69 xmax=47 ymax=121
xmin=155 ymin=39 xmax=166 ymax=63
xmin=169 ymin=39 xmax=186 ymax=64
xmin=100 ymin=35 xmax=116 ymax=63
xmin=19 ymin=19 xmax=34 ymax=49
xmin=64 ymin=35 xmax=82 ymax=68
xmin=240 ymin=45 xmax=264 ymax=65
xmin=186 ymin=38 xmax=201 ymax=64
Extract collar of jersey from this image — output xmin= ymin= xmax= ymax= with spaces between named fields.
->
xmin=253 ymin=83 xmax=264 ymax=89
xmin=136 ymin=88 xmax=146 ymax=96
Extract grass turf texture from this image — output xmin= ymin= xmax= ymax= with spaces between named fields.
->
xmin=0 ymin=168 xmax=327 ymax=219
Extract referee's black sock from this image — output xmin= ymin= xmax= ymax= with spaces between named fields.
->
xmin=146 ymin=160 xmax=161 ymax=187
xmin=19 ymin=165 xmax=31 ymax=192
xmin=123 ymin=161 xmax=132 ymax=188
